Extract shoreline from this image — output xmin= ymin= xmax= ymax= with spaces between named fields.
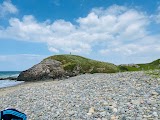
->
xmin=0 ymin=80 xmax=60 ymax=97
xmin=0 ymin=81 xmax=29 ymax=97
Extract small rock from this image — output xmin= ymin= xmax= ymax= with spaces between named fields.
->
xmin=111 ymin=115 xmax=118 ymax=120
xmin=103 ymin=101 xmax=108 ymax=106
xmin=87 ymin=113 xmax=92 ymax=116
xmin=53 ymin=112 xmax=60 ymax=118
xmin=96 ymin=118 xmax=101 ymax=120
xmin=136 ymin=117 xmax=142 ymax=120
xmin=143 ymin=115 xmax=152 ymax=118
xmin=153 ymin=112 xmax=158 ymax=117
xmin=102 ymin=118 xmax=108 ymax=120
xmin=140 ymin=100 xmax=144 ymax=104
xmin=89 ymin=107 xmax=95 ymax=113
xmin=120 ymin=109 xmax=127 ymax=114
xmin=155 ymin=87 xmax=160 ymax=94
xmin=113 ymin=108 xmax=118 ymax=113
xmin=100 ymin=111 xmax=107 ymax=117
xmin=131 ymin=100 xmax=140 ymax=105
xmin=87 ymin=107 xmax=95 ymax=115
xmin=153 ymin=107 xmax=156 ymax=110
xmin=68 ymin=111 xmax=75 ymax=116
xmin=151 ymin=92 xmax=159 ymax=96
xmin=121 ymin=116 xmax=126 ymax=120
xmin=104 ymin=106 xmax=113 ymax=113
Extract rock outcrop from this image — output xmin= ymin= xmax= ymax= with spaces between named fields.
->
xmin=17 ymin=58 xmax=82 ymax=81
xmin=17 ymin=54 xmax=118 ymax=81
xmin=17 ymin=59 xmax=66 ymax=81
xmin=0 ymin=77 xmax=17 ymax=80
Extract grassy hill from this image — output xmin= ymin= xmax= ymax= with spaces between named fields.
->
xmin=118 ymin=59 xmax=160 ymax=72
xmin=45 ymin=54 xmax=118 ymax=73
xmin=44 ymin=54 xmax=160 ymax=73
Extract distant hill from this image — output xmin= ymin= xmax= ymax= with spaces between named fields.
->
xmin=118 ymin=59 xmax=160 ymax=72
xmin=17 ymin=54 xmax=118 ymax=81
xmin=45 ymin=54 xmax=118 ymax=74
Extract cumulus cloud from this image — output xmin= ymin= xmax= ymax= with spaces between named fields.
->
xmin=0 ymin=0 xmax=18 ymax=17
xmin=0 ymin=54 xmax=47 ymax=71
xmin=153 ymin=5 xmax=160 ymax=24
xmin=52 ymin=0 xmax=60 ymax=6
xmin=0 ymin=5 xmax=160 ymax=63
xmin=0 ymin=54 xmax=46 ymax=62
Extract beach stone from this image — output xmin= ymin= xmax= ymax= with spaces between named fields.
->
xmin=113 ymin=108 xmax=118 ymax=113
xmin=143 ymin=115 xmax=152 ymax=118
xmin=151 ymin=92 xmax=159 ymax=96
xmin=155 ymin=87 xmax=160 ymax=94
xmin=131 ymin=100 xmax=140 ymax=105
xmin=96 ymin=118 xmax=101 ymax=120
xmin=103 ymin=101 xmax=108 ymax=106
xmin=89 ymin=107 xmax=95 ymax=113
xmin=87 ymin=113 xmax=92 ymax=116
xmin=136 ymin=117 xmax=143 ymax=120
xmin=100 ymin=111 xmax=107 ymax=117
xmin=104 ymin=106 xmax=113 ymax=113
xmin=121 ymin=115 xmax=126 ymax=120
xmin=120 ymin=109 xmax=126 ymax=114
xmin=87 ymin=107 xmax=95 ymax=115
xmin=68 ymin=111 xmax=75 ymax=116
xmin=111 ymin=115 xmax=118 ymax=120
xmin=102 ymin=118 xmax=108 ymax=120
xmin=153 ymin=112 xmax=158 ymax=117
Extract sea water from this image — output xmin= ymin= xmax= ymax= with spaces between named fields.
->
xmin=0 ymin=71 xmax=24 ymax=88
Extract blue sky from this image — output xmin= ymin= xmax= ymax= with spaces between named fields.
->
xmin=0 ymin=0 xmax=160 ymax=71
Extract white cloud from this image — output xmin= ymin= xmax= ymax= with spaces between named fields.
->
xmin=0 ymin=5 xmax=160 ymax=64
xmin=0 ymin=54 xmax=47 ymax=71
xmin=151 ymin=5 xmax=160 ymax=24
xmin=51 ymin=0 xmax=60 ymax=6
xmin=154 ymin=6 xmax=160 ymax=24
xmin=48 ymin=47 xmax=59 ymax=53
xmin=0 ymin=54 xmax=45 ymax=62
xmin=0 ymin=1 xmax=18 ymax=17
xmin=0 ymin=56 xmax=7 ymax=61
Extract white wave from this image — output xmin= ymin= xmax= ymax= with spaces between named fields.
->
xmin=10 ymin=74 xmax=19 ymax=78
xmin=0 ymin=80 xmax=24 ymax=88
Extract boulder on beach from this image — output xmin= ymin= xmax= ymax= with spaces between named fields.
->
xmin=17 ymin=59 xmax=65 ymax=81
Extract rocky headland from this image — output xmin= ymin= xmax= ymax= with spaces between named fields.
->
xmin=17 ymin=55 xmax=160 ymax=82
xmin=17 ymin=55 xmax=118 ymax=81
xmin=0 ymin=77 xmax=17 ymax=80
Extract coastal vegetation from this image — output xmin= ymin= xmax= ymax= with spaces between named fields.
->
xmin=46 ymin=54 xmax=160 ymax=73
xmin=45 ymin=54 xmax=118 ymax=74
xmin=118 ymin=59 xmax=160 ymax=72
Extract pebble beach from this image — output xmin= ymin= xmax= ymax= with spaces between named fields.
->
xmin=0 ymin=71 xmax=159 ymax=120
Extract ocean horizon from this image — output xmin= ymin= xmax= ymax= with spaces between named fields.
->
xmin=0 ymin=71 xmax=24 ymax=88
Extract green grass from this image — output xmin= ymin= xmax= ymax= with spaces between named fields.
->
xmin=146 ymin=69 xmax=160 ymax=78
xmin=44 ymin=54 xmax=118 ymax=73
xmin=145 ymin=70 xmax=160 ymax=85
xmin=44 ymin=54 xmax=160 ymax=73
xmin=118 ymin=59 xmax=160 ymax=72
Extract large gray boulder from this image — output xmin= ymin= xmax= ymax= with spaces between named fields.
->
xmin=17 ymin=59 xmax=66 ymax=81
